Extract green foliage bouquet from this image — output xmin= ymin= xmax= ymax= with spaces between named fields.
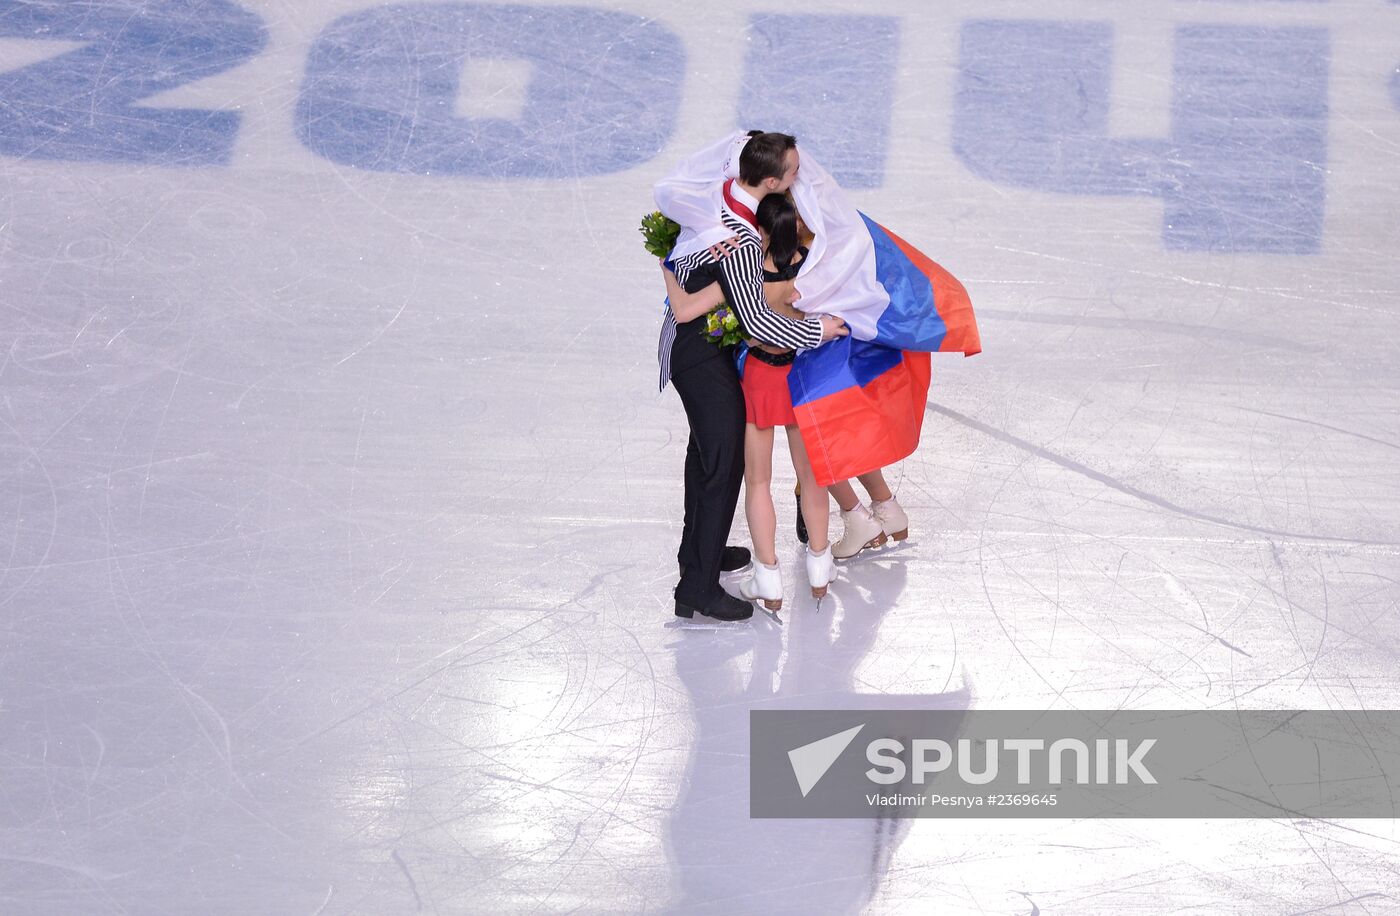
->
xmin=640 ymin=210 xmax=681 ymax=258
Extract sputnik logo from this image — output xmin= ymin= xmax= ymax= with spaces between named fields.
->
xmin=787 ymin=724 xmax=865 ymax=797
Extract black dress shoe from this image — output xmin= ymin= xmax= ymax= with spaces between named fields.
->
xmin=675 ymin=591 xmax=754 ymax=622
xmin=795 ymin=485 xmax=809 ymax=544
xmin=720 ymin=545 xmax=752 ymax=572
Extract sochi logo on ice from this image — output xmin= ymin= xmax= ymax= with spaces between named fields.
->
xmin=788 ymin=725 xmax=1158 ymax=796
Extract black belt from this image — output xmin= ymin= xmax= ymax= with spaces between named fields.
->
xmin=746 ymin=346 xmax=795 ymax=367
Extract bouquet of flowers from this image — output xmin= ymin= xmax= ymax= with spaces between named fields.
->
xmin=640 ymin=210 xmax=746 ymax=347
xmin=703 ymin=305 xmax=745 ymax=347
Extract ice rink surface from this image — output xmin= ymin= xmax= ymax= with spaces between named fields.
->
xmin=2 ymin=0 xmax=1399 ymax=912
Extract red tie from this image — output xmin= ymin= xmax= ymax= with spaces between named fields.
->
xmin=722 ymin=179 xmax=758 ymax=230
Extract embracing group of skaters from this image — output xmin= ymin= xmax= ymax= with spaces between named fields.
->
xmin=656 ymin=130 xmax=978 ymax=623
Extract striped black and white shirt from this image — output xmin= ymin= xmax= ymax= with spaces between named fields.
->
xmin=657 ymin=183 xmax=823 ymax=390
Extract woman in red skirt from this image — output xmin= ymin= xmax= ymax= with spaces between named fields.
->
xmin=662 ymin=195 xmax=835 ymax=610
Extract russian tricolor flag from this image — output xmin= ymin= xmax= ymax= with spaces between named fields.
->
xmin=789 ymin=217 xmax=979 ymax=486
xmin=779 ymin=149 xmax=980 ymax=485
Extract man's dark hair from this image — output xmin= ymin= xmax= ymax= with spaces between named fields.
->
xmin=739 ymin=131 xmax=797 ymax=186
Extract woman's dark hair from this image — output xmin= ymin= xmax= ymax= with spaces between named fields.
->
xmin=739 ymin=131 xmax=797 ymax=186
xmin=756 ymin=194 xmax=800 ymax=273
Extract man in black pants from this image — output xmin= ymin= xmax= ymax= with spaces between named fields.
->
xmin=656 ymin=132 xmax=847 ymax=621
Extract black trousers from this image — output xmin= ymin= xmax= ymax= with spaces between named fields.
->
xmin=670 ymin=343 xmax=745 ymax=608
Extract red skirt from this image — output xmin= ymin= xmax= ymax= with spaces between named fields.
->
xmin=742 ymin=355 xmax=797 ymax=428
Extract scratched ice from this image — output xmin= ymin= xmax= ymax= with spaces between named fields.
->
xmin=1 ymin=1 xmax=1398 ymax=913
